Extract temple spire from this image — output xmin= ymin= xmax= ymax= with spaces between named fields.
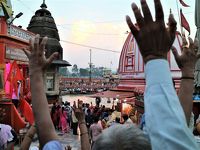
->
xmin=41 ymin=0 xmax=47 ymax=9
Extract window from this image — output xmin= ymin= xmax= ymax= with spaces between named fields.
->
xmin=46 ymin=73 xmax=55 ymax=91
xmin=125 ymin=56 xmax=134 ymax=71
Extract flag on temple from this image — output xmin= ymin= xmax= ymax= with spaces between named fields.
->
xmin=180 ymin=9 xmax=190 ymax=35
xmin=6 ymin=61 xmax=24 ymax=97
xmin=19 ymin=99 xmax=34 ymax=125
xmin=179 ymin=0 xmax=190 ymax=7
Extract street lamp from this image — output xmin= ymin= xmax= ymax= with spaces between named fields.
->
xmin=9 ymin=12 xmax=23 ymax=25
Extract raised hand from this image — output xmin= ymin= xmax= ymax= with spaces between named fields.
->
xmin=171 ymin=37 xmax=199 ymax=77
xmin=126 ymin=0 xmax=177 ymax=63
xmin=74 ymin=100 xmax=85 ymax=122
xmin=23 ymin=34 xmax=58 ymax=75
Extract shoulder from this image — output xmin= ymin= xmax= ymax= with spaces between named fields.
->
xmin=43 ymin=140 xmax=63 ymax=150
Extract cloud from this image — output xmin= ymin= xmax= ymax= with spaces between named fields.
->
xmin=59 ymin=20 xmax=128 ymax=71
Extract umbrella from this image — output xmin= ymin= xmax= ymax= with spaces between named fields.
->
xmin=194 ymin=0 xmax=200 ymax=92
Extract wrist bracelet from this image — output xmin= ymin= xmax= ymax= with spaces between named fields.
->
xmin=80 ymin=132 xmax=88 ymax=136
xmin=181 ymin=77 xmax=194 ymax=80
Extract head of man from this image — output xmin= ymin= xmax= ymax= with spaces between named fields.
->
xmin=92 ymin=124 xmax=151 ymax=150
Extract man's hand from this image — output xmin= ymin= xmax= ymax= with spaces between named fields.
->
xmin=171 ymin=37 xmax=199 ymax=77
xmin=23 ymin=34 xmax=58 ymax=75
xmin=74 ymin=100 xmax=85 ymax=122
xmin=126 ymin=0 xmax=177 ymax=63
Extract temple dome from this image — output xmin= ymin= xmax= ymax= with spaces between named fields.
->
xmin=117 ymin=32 xmax=182 ymax=91
xmin=27 ymin=1 xmax=66 ymax=63
xmin=118 ymin=32 xmax=182 ymax=80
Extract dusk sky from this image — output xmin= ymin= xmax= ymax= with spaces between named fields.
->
xmin=12 ymin=0 xmax=195 ymax=71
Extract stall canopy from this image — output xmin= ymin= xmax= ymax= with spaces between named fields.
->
xmin=89 ymin=90 xmax=134 ymax=99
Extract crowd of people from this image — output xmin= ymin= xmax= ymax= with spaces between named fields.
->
xmin=50 ymin=99 xmax=138 ymax=137
xmin=2 ymin=0 xmax=200 ymax=149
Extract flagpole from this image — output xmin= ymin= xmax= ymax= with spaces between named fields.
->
xmin=176 ymin=0 xmax=183 ymax=35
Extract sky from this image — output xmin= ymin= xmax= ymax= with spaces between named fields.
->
xmin=11 ymin=0 xmax=196 ymax=72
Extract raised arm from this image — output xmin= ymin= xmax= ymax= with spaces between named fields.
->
xmin=126 ymin=0 xmax=198 ymax=149
xmin=74 ymin=101 xmax=91 ymax=150
xmin=171 ymin=37 xmax=199 ymax=125
xmin=23 ymin=35 xmax=59 ymax=148
xmin=20 ymin=124 xmax=37 ymax=150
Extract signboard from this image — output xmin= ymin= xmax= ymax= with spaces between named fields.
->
xmin=8 ymin=25 xmax=34 ymax=42
xmin=6 ymin=47 xmax=28 ymax=62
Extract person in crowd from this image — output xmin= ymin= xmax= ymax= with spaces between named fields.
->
xmin=100 ymin=119 xmax=107 ymax=129
xmin=20 ymin=124 xmax=37 ymax=150
xmin=129 ymin=113 xmax=137 ymax=124
xmin=171 ymin=35 xmax=199 ymax=125
xmin=0 ymin=123 xmax=17 ymax=150
xmin=122 ymin=114 xmax=133 ymax=124
xmin=23 ymin=34 xmax=62 ymax=149
xmin=93 ymin=124 xmax=151 ymax=150
xmin=110 ymin=117 xmax=120 ymax=126
xmin=51 ymin=102 xmax=58 ymax=129
xmin=74 ymin=100 xmax=91 ymax=150
xmin=12 ymin=80 xmax=21 ymax=108
xmin=89 ymin=116 xmax=102 ymax=147
xmin=124 ymin=0 xmax=199 ymax=149
xmin=94 ymin=0 xmax=199 ymax=149
xmin=71 ymin=107 xmax=78 ymax=135
xmin=22 ymin=0 xmax=199 ymax=149
xmin=59 ymin=107 xmax=69 ymax=133
xmin=85 ymin=109 xmax=93 ymax=129
xmin=65 ymin=102 xmax=72 ymax=128
xmin=194 ymin=114 xmax=200 ymax=135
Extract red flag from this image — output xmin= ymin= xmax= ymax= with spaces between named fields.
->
xmin=179 ymin=0 xmax=190 ymax=7
xmin=12 ymin=104 xmax=26 ymax=133
xmin=180 ymin=9 xmax=190 ymax=35
xmin=19 ymin=99 xmax=34 ymax=125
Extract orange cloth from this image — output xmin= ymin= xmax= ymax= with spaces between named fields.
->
xmin=12 ymin=105 xmax=26 ymax=133
xmin=19 ymin=99 xmax=34 ymax=125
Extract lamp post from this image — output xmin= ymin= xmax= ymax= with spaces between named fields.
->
xmin=89 ymin=49 xmax=92 ymax=83
xmin=9 ymin=12 xmax=23 ymax=25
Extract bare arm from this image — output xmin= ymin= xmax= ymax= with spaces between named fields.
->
xmin=20 ymin=125 xmax=37 ymax=150
xmin=172 ymin=37 xmax=199 ymax=124
xmin=74 ymin=101 xmax=91 ymax=150
xmin=23 ymin=35 xmax=59 ymax=148
xmin=79 ymin=123 xmax=91 ymax=150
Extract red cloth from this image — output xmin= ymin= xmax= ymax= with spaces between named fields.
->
xmin=179 ymin=0 xmax=190 ymax=7
xmin=180 ymin=9 xmax=190 ymax=35
xmin=19 ymin=99 xmax=34 ymax=125
xmin=12 ymin=105 xmax=26 ymax=133
xmin=6 ymin=61 xmax=24 ymax=97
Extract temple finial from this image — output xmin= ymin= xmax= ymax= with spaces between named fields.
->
xmin=41 ymin=0 xmax=47 ymax=8
xmin=170 ymin=8 xmax=172 ymax=14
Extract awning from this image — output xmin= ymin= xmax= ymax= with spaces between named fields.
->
xmin=52 ymin=60 xmax=71 ymax=67
xmin=88 ymin=90 xmax=134 ymax=99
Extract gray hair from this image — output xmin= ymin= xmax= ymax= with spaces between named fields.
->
xmin=92 ymin=124 xmax=151 ymax=150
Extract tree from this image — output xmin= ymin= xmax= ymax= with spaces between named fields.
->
xmin=79 ymin=68 xmax=89 ymax=77
xmin=59 ymin=67 xmax=70 ymax=76
xmin=71 ymin=64 xmax=79 ymax=77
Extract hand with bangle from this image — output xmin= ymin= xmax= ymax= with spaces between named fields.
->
xmin=74 ymin=101 xmax=91 ymax=150
xmin=171 ymin=36 xmax=199 ymax=79
xmin=20 ymin=124 xmax=37 ymax=150
xmin=171 ymin=36 xmax=199 ymax=124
